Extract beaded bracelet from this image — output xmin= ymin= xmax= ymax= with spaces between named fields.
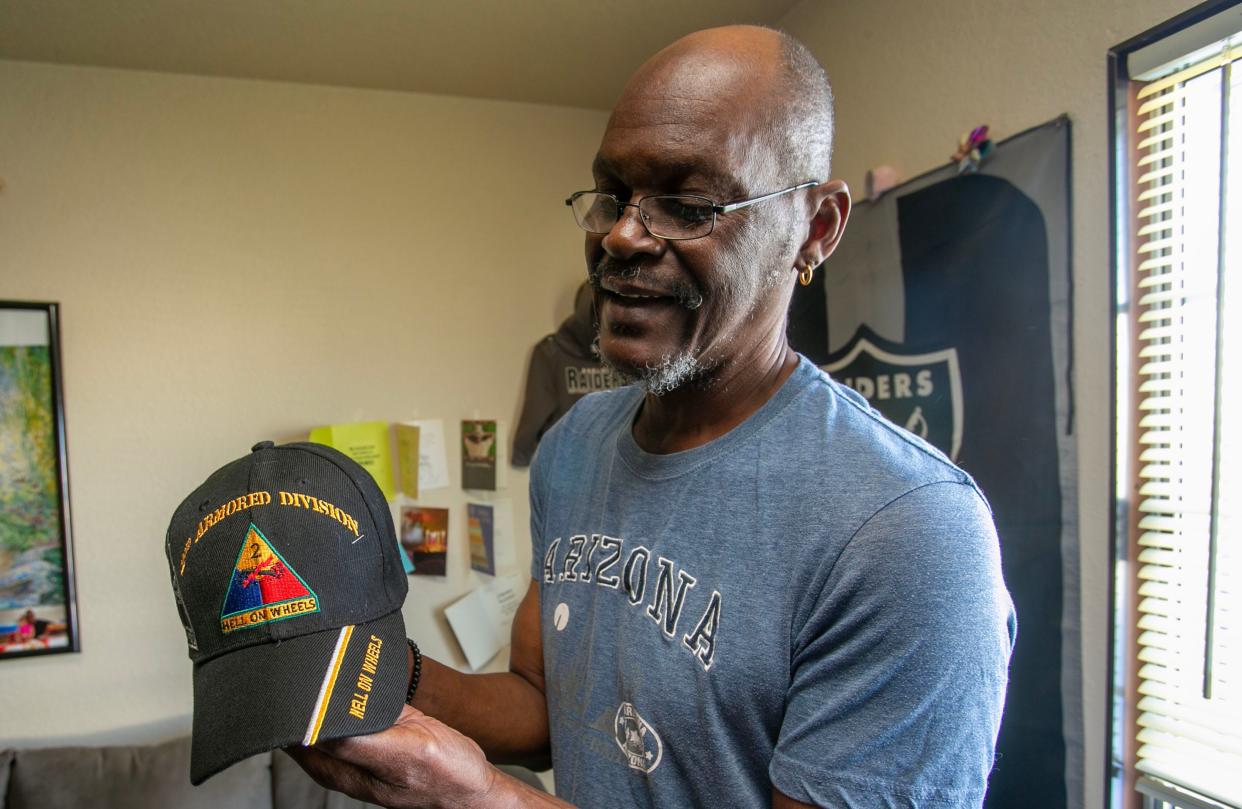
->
xmin=405 ymin=638 xmax=422 ymax=705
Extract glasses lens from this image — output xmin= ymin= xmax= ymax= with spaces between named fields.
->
xmin=570 ymin=192 xmax=618 ymax=234
xmin=640 ymin=195 xmax=715 ymax=239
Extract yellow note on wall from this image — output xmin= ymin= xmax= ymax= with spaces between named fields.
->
xmin=395 ymin=423 xmax=421 ymax=498
xmin=307 ymin=420 xmax=396 ymax=501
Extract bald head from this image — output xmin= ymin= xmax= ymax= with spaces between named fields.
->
xmin=584 ymin=27 xmax=849 ymax=397
xmin=613 ymin=25 xmax=835 ymax=186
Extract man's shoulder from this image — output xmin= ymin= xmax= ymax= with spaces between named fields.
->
xmin=760 ymin=362 xmax=993 ymax=541
xmin=776 ymin=362 xmax=981 ymax=503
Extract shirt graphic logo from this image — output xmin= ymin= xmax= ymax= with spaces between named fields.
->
xmin=614 ymin=702 xmax=662 ymax=773
xmin=823 ymin=329 xmax=964 ymax=460
xmin=220 ymin=524 xmax=319 ymax=634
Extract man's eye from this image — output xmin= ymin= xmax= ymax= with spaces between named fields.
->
xmin=667 ymin=200 xmax=713 ymax=223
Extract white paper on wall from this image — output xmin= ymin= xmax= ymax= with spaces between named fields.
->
xmin=444 ymin=574 xmax=522 ymax=671
xmin=405 ymin=418 xmax=450 ymax=491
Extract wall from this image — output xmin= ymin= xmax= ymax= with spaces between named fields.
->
xmin=0 ymin=60 xmax=607 ymax=746
xmin=778 ymin=0 xmax=1194 ymax=805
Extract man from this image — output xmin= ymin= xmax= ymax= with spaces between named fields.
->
xmin=292 ymin=25 xmax=1014 ymax=808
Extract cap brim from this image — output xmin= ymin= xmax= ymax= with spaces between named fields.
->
xmin=190 ymin=609 xmax=407 ymax=785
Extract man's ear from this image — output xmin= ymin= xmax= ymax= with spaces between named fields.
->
xmin=798 ymin=180 xmax=851 ymax=268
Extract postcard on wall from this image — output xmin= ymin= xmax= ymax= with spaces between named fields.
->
xmin=444 ymin=574 xmax=522 ymax=671
xmin=395 ymin=423 xmax=420 ymax=498
xmin=307 ymin=420 xmax=396 ymax=500
xmin=399 ymin=506 xmax=448 ymax=577
xmin=461 ymin=420 xmax=498 ymax=490
xmin=466 ymin=502 xmax=495 ymax=575
xmin=406 ymin=419 xmax=449 ymax=492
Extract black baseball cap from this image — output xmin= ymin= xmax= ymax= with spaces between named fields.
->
xmin=165 ymin=440 xmax=409 ymax=785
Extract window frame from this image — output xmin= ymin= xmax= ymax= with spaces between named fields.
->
xmin=1108 ymin=2 xmax=1242 ymax=808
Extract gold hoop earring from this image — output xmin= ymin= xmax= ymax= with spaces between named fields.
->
xmin=798 ymin=265 xmax=814 ymax=286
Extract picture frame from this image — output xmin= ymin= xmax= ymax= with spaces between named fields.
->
xmin=0 ymin=301 xmax=79 ymax=659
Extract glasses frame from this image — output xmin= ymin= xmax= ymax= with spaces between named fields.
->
xmin=565 ymin=180 xmax=821 ymax=241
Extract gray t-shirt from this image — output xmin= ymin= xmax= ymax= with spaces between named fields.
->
xmin=529 ymin=356 xmax=1015 ymax=808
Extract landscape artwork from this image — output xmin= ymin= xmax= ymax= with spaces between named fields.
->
xmin=0 ymin=303 xmax=76 ymax=659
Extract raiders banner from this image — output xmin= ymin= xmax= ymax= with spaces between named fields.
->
xmin=789 ymin=117 xmax=1079 ymax=809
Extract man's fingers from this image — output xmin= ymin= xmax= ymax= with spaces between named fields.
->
xmin=286 ymin=705 xmax=504 ymax=809
xmin=285 ymin=744 xmax=360 ymax=790
xmin=285 ymin=745 xmax=395 ymax=805
xmin=310 ymin=707 xmax=430 ymax=779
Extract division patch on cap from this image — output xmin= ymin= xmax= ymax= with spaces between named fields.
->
xmin=220 ymin=524 xmax=320 ymax=634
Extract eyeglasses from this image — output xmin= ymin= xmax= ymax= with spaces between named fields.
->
xmin=565 ymin=180 xmax=820 ymax=241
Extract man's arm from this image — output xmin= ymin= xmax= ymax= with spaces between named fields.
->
xmin=768 ymin=481 xmax=1014 ymax=807
xmin=288 ymin=578 xmax=557 ymax=806
xmin=408 ymin=579 xmax=550 ymax=768
xmin=292 ymin=705 xmax=570 ymax=809
xmin=772 ymin=787 xmax=816 ymax=808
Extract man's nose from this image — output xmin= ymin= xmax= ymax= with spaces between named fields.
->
xmin=601 ymin=202 xmax=665 ymax=259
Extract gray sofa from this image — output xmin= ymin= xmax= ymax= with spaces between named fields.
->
xmin=0 ymin=737 xmax=544 ymax=808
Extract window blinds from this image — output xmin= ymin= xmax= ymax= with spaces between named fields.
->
xmin=1132 ymin=44 xmax=1241 ymax=808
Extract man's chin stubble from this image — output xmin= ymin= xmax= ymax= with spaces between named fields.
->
xmin=591 ymin=335 xmax=712 ymax=397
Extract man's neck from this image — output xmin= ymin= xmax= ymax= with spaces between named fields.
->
xmin=631 ymin=340 xmax=799 ymax=454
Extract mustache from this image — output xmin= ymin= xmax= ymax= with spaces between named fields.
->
xmin=588 ymin=257 xmax=704 ymax=311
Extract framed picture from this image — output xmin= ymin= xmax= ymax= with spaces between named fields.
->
xmin=399 ymin=506 xmax=449 ymax=577
xmin=0 ymin=301 xmax=79 ymax=659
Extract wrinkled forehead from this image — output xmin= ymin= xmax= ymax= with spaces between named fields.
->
xmin=596 ymin=48 xmax=782 ymax=195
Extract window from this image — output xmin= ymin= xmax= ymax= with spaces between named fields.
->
xmin=1111 ymin=3 xmax=1242 ymax=808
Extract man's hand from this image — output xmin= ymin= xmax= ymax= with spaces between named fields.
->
xmin=289 ymin=705 xmax=539 ymax=809
xmin=288 ymin=582 xmax=559 ymax=807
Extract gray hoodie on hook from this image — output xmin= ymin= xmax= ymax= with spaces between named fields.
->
xmin=512 ymin=282 xmax=626 ymax=466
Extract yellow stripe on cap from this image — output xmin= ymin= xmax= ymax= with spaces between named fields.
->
xmin=303 ymin=625 xmax=354 ymax=746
